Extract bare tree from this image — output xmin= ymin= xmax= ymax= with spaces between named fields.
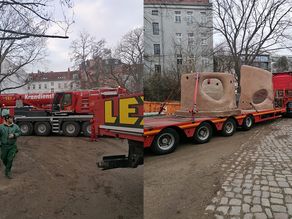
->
xmin=70 ymin=31 xmax=111 ymax=89
xmin=0 ymin=0 xmax=73 ymax=40
xmin=114 ymin=27 xmax=144 ymax=92
xmin=213 ymin=0 xmax=292 ymax=90
xmin=213 ymin=43 xmax=235 ymax=73
xmin=0 ymin=7 xmax=46 ymax=93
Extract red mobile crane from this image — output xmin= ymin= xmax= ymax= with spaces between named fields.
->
xmin=0 ymin=87 xmax=127 ymax=137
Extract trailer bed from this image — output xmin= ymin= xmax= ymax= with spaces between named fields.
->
xmin=144 ymin=108 xmax=285 ymax=153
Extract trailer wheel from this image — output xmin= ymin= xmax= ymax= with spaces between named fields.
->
xmin=34 ymin=122 xmax=51 ymax=136
xmin=62 ymin=121 xmax=80 ymax=137
xmin=286 ymin=102 xmax=292 ymax=117
xmin=81 ymin=121 xmax=91 ymax=137
xmin=193 ymin=122 xmax=213 ymax=144
xmin=221 ymin=118 xmax=236 ymax=136
xmin=242 ymin=115 xmax=254 ymax=131
xmin=18 ymin=122 xmax=33 ymax=136
xmin=151 ymin=128 xmax=179 ymax=155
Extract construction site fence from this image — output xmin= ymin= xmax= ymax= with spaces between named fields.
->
xmin=144 ymin=101 xmax=181 ymax=115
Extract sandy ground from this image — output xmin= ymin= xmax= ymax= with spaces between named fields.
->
xmin=0 ymin=136 xmax=143 ymax=219
xmin=144 ymin=119 xmax=283 ymax=219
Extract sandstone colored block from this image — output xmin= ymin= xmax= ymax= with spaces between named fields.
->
xmin=239 ymin=65 xmax=274 ymax=111
xmin=178 ymin=72 xmax=238 ymax=115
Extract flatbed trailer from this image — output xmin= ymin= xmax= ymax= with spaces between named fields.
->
xmin=144 ymin=107 xmax=286 ymax=155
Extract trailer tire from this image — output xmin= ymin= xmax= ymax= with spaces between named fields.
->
xmin=34 ymin=122 xmax=51 ymax=136
xmin=151 ymin=128 xmax=179 ymax=155
xmin=62 ymin=121 xmax=80 ymax=137
xmin=193 ymin=122 xmax=213 ymax=144
xmin=242 ymin=115 xmax=254 ymax=131
xmin=286 ymin=102 xmax=292 ymax=117
xmin=221 ymin=118 xmax=236 ymax=136
xmin=82 ymin=121 xmax=91 ymax=137
xmin=18 ymin=122 xmax=33 ymax=136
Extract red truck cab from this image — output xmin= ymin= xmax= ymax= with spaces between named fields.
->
xmin=273 ymin=72 xmax=292 ymax=116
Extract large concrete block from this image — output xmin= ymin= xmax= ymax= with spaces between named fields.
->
xmin=176 ymin=72 xmax=239 ymax=116
xmin=239 ymin=65 xmax=274 ymax=111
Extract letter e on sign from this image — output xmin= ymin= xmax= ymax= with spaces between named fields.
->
xmin=119 ymin=97 xmax=138 ymax=125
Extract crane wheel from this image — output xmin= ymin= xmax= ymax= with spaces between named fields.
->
xmin=34 ymin=122 xmax=51 ymax=136
xmin=18 ymin=122 xmax=33 ymax=136
xmin=62 ymin=121 xmax=80 ymax=137
xmin=82 ymin=121 xmax=91 ymax=137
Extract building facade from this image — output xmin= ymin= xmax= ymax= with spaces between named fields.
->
xmin=0 ymin=59 xmax=28 ymax=94
xmin=250 ymin=54 xmax=271 ymax=71
xmin=26 ymin=69 xmax=80 ymax=94
xmin=144 ymin=0 xmax=213 ymax=75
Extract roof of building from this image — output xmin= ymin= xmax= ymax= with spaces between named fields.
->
xmin=30 ymin=70 xmax=79 ymax=82
xmin=144 ymin=0 xmax=210 ymax=5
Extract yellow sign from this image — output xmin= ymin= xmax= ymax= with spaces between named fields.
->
xmin=104 ymin=96 xmax=143 ymax=128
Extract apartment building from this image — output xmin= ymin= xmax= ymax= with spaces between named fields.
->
xmin=144 ymin=0 xmax=213 ymax=75
xmin=26 ymin=69 xmax=80 ymax=93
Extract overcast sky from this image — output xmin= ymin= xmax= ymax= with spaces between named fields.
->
xmin=29 ymin=0 xmax=143 ymax=73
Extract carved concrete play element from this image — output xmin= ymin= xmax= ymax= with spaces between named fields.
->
xmin=239 ymin=65 xmax=274 ymax=111
xmin=176 ymin=72 xmax=241 ymax=117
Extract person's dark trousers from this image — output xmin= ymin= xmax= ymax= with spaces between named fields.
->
xmin=1 ymin=146 xmax=17 ymax=176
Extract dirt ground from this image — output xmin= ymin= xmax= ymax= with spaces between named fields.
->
xmin=144 ymin=119 xmax=281 ymax=219
xmin=0 ymin=136 xmax=143 ymax=219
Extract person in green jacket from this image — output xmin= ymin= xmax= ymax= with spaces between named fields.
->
xmin=0 ymin=109 xmax=21 ymax=179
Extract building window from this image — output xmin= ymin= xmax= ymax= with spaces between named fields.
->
xmin=202 ymin=39 xmax=207 ymax=46
xmin=201 ymin=33 xmax=207 ymax=45
xmin=152 ymin=22 xmax=159 ymax=35
xmin=58 ymin=83 xmax=61 ymax=89
xmin=188 ymin=33 xmax=194 ymax=45
xmin=51 ymin=82 xmax=54 ymax=86
xmin=152 ymin=10 xmax=158 ymax=15
xmin=201 ymin=12 xmax=207 ymax=25
xmin=51 ymin=88 xmax=54 ymax=93
xmin=73 ymin=74 xmax=79 ymax=80
xmin=154 ymin=44 xmax=160 ymax=55
xmin=39 ymin=84 xmax=41 ymax=89
xmin=64 ymin=83 xmax=67 ymax=89
xmin=176 ymin=33 xmax=182 ymax=44
xmin=187 ymin=11 xmax=193 ymax=24
xmin=202 ymin=58 xmax=209 ymax=68
xmin=154 ymin=65 xmax=161 ymax=73
xmin=174 ymin=11 xmax=181 ymax=23
xmin=177 ymin=54 xmax=183 ymax=65
xmin=32 ymin=84 xmax=35 ymax=89
xmin=44 ymin=84 xmax=47 ymax=89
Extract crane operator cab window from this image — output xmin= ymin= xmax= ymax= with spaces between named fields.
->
xmin=61 ymin=93 xmax=72 ymax=110
xmin=52 ymin=93 xmax=63 ymax=112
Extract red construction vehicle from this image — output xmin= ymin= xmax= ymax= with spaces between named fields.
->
xmin=0 ymin=87 xmax=127 ymax=137
xmin=92 ymin=93 xmax=143 ymax=169
xmin=144 ymin=70 xmax=292 ymax=155
xmin=273 ymin=72 xmax=292 ymax=116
